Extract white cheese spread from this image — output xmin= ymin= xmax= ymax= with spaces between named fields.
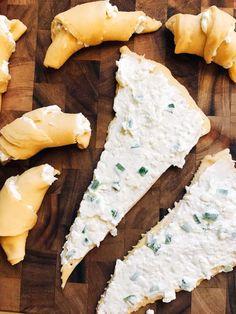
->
xmin=61 ymin=51 xmax=205 ymax=268
xmin=97 ymin=156 xmax=236 ymax=314
xmin=0 ymin=60 xmax=9 ymax=75
xmin=200 ymin=10 xmax=210 ymax=34
xmin=41 ymin=164 xmax=58 ymax=185
xmin=0 ymin=15 xmax=15 ymax=49
xmin=75 ymin=113 xmax=91 ymax=136
xmin=135 ymin=16 xmax=148 ymax=34
xmin=105 ymin=0 xmax=118 ymax=18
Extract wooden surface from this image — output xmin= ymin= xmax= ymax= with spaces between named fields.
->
xmin=0 ymin=0 xmax=235 ymax=313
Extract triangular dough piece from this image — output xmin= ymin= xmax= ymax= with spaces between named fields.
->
xmin=97 ymin=149 xmax=236 ymax=313
xmin=60 ymin=46 xmax=210 ymax=288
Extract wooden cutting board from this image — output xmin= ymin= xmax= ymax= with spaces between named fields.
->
xmin=0 ymin=0 xmax=235 ymax=313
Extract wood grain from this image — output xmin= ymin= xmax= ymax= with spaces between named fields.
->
xmin=0 ymin=0 xmax=235 ymax=313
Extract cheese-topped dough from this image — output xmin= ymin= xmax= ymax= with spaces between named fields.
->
xmin=165 ymin=6 xmax=236 ymax=83
xmin=0 ymin=105 xmax=91 ymax=163
xmin=0 ymin=15 xmax=27 ymax=106
xmin=60 ymin=47 xmax=210 ymax=287
xmin=0 ymin=164 xmax=59 ymax=265
xmin=97 ymin=149 xmax=236 ymax=313
xmin=44 ymin=0 xmax=161 ymax=69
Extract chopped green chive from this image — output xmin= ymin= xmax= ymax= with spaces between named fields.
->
xmin=127 ymin=119 xmax=133 ymax=128
xmin=223 ymin=265 xmax=233 ymax=272
xmin=149 ymin=285 xmax=159 ymax=293
xmin=130 ymin=272 xmax=140 ymax=281
xmin=193 ymin=214 xmax=201 ymax=224
xmin=123 ymin=295 xmax=136 ymax=305
xmin=84 ymin=237 xmax=89 ymax=244
xmin=66 ymin=249 xmax=76 ymax=259
xmin=131 ymin=143 xmax=140 ymax=149
xmin=138 ymin=167 xmax=148 ymax=176
xmin=179 ymin=279 xmax=189 ymax=291
xmin=86 ymin=193 xmax=96 ymax=202
xmin=180 ymin=223 xmax=191 ymax=233
xmin=217 ymin=189 xmax=228 ymax=196
xmin=202 ymin=212 xmax=218 ymax=222
xmin=111 ymin=209 xmax=118 ymax=219
xmin=165 ymin=234 xmax=172 ymax=244
xmin=82 ymin=227 xmax=86 ymax=234
xmin=116 ymin=163 xmax=125 ymax=172
xmin=112 ymin=181 xmax=120 ymax=191
xmin=146 ymin=240 xmax=161 ymax=254
xmin=168 ymin=103 xmax=175 ymax=109
xmin=90 ymin=179 xmax=100 ymax=190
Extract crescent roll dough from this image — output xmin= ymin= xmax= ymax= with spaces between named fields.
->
xmin=0 ymin=164 xmax=59 ymax=265
xmin=0 ymin=15 xmax=27 ymax=106
xmin=0 ymin=105 xmax=91 ymax=163
xmin=165 ymin=6 xmax=236 ymax=83
xmin=44 ymin=0 xmax=162 ymax=69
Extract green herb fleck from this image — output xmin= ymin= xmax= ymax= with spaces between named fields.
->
xmin=149 ymin=285 xmax=159 ymax=293
xmin=66 ymin=249 xmax=76 ymax=259
xmin=202 ymin=212 xmax=218 ymax=222
xmin=179 ymin=279 xmax=189 ymax=291
xmin=130 ymin=272 xmax=140 ymax=281
xmin=168 ymin=103 xmax=175 ymax=109
xmin=146 ymin=238 xmax=161 ymax=254
xmin=180 ymin=223 xmax=191 ymax=233
xmin=138 ymin=167 xmax=148 ymax=176
xmin=111 ymin=209 xmax=118 ymax=219
xmin=193 ymin=214 xmax=201 ymax=224
xmin=217 ymin=189 xmax=228 ymax=196
xmin=82 ymin=227 xmax=86 ymax=234
xmin=86 ymin=193 xmax=96 ymax=202
xmin=84 ymin=237 xmax=89 ymax=244
xmin=116 ymin=163 xmax=125 ymax=172
xmin=223 ymin=265 xmax=233 ymax=272
xmin=90 ymin=179 xmax=100 ymax=190
xmin=127 ymin=119 xmax=133 ymax=128
xmin=165 ymin=234 xmax=172 ymax=244
xmin=123 ymin=295 xmax=136 ymax=305
xmin=131 ymin=143 xmax=141 ymax=149
xmin=112 ymin=181 xmax=120 ymax=191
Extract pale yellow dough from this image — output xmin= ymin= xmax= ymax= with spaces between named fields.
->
xmin=44 ymin=0 xmax=162 ymax=69
xmin=0 ymin=15 xmax=27 ymax=106
xmin=0 ymin=164 xmax=59 ymax=265
xmin=0 ymin=105 xmax=91 ymax=163
xmin=165 ymin=6 xmax=236 ymax=83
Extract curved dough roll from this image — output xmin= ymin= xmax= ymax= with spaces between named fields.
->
xmin=0 ymin=15 xmax=27 ymax=106
xmin=44 ymin=0 xmax=162 ymax=69
xmin=165 ymin=6 xmax=236 ymax=83
xmin=0 ymin=164 xmax=59 ymax=265
xmin=0 ymin=105 xmax=91 ymax=163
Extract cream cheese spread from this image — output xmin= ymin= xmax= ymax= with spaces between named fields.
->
xmin=105 ymin=0 xmax=118 ymax=18
xmin=0 ymin=15 xmax=15 ymax=48
xmin=61 ymin=50 xmax=205 ymax=269
xmin=97 ymin=155 xmax=236 ymax=314
xmin=135 ymin=16 xmax=148 ymax=34
xmin=200 ymin=10 xmax=210 ymax=34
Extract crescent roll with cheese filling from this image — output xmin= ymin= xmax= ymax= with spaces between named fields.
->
xmin=97 ymin=149 xmax=236 ymax=313
xmin=0 ymin=105 xmax=91 ymax=164
xmin=0 ymin=164 xmax=59 ymax=265
xmin=0 ymin=15 xmax=27 ymax=106
xmin=166 ymin=6 xmax=236 ymax=83
xmin=44 ymin=0 xmax=162 ymax=69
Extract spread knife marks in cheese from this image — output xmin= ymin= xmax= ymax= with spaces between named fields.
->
xmin=97 ymin=149 xmax=236 ymax=314
xmin=44 ymin=0 xmax=161 ymax=69
xmin=0 ymin=164 xmax=59 ymax=265
xmin=0 ymin=105 xmax=91 ymax=163
xmin=0 ymin=15 xmax=27 ymax=107
xmin=60 ymin=46 xmax=210 ymax=288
